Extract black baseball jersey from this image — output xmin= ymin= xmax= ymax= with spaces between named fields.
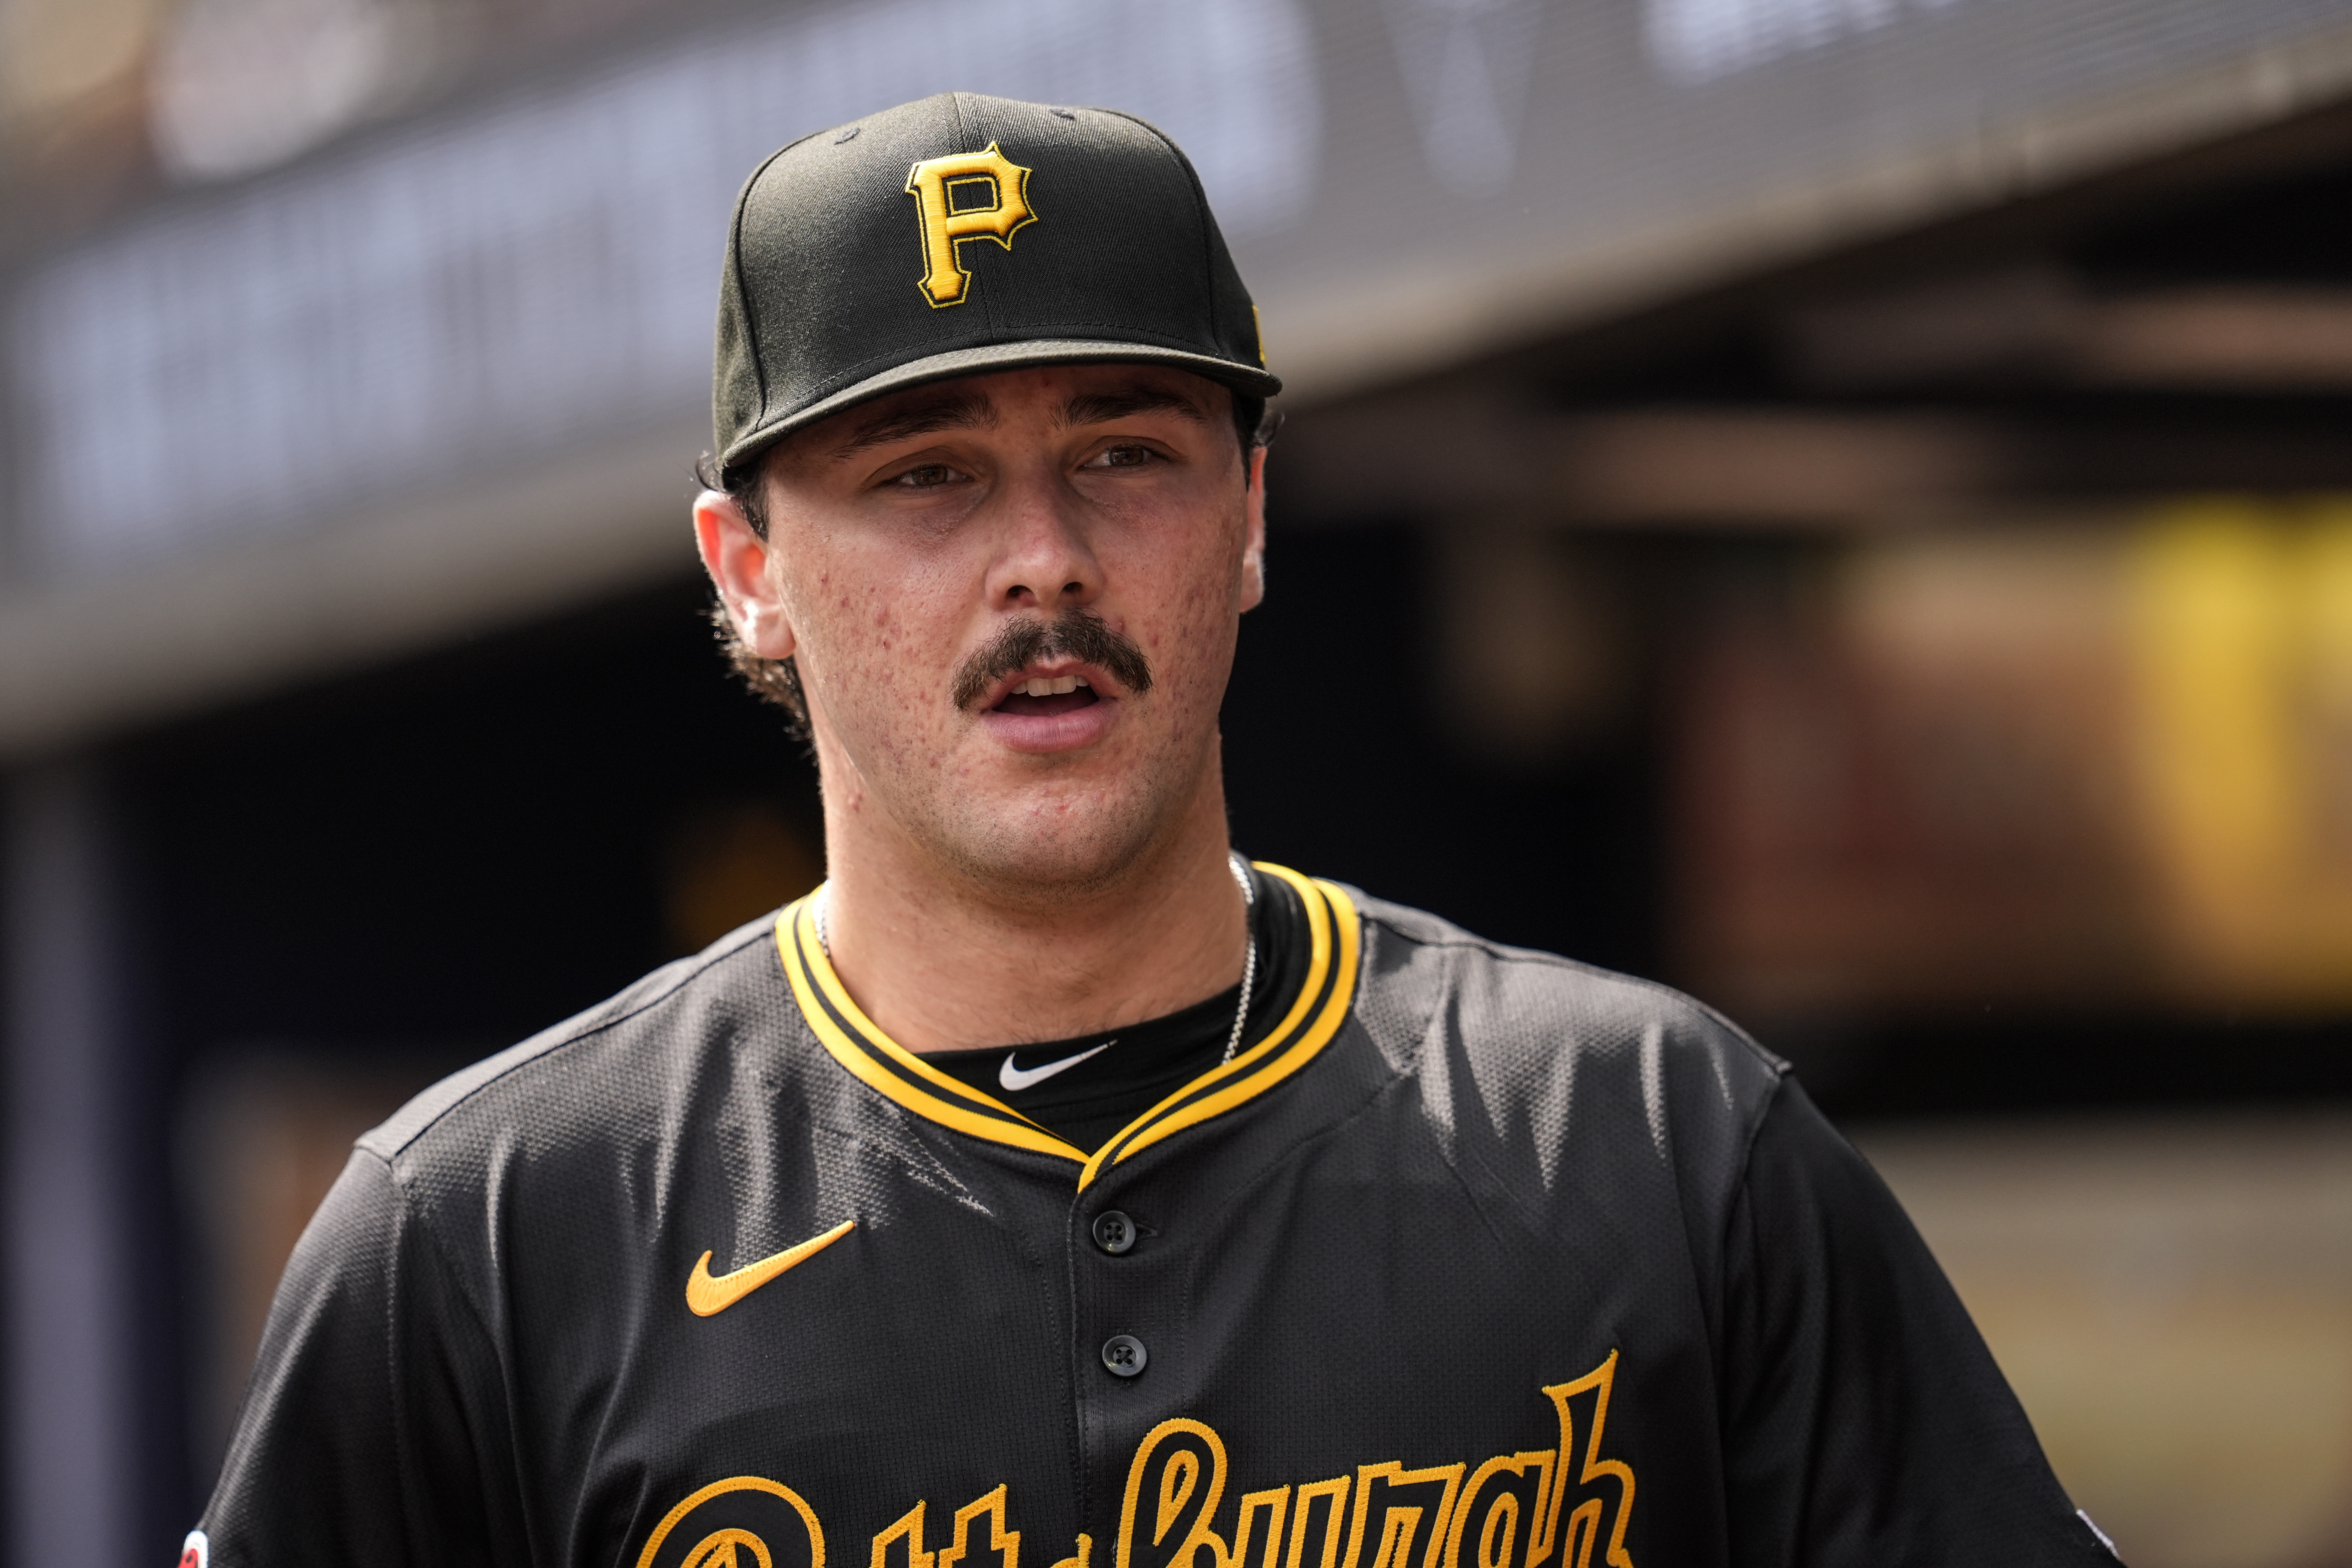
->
xmin=196 ymin=864 xmax=2116 ymax=1567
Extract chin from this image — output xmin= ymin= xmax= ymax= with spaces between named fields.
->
xmin=935 ymin=781 xmax=1178 ymax=901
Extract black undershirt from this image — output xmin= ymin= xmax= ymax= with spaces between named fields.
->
xmin=926 ymin=866 xmax=1308 ymax=1153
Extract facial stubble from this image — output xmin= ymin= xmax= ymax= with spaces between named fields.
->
xmin=922 ymin=604 xmax=1216 ymax=906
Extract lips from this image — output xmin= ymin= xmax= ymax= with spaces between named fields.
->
xmin=975 ymin=661 xmax=1120 ymax=751
xmin=976 ymin=661 xmax=1116 ymax=716
xmin=993 ymin=673 xmax=1099 ymax=718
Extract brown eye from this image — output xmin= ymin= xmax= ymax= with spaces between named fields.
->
xmin=1088 ymin=444 xmax=1155 ymax=469
xmin=893 ymin=463 xmax=959 ymax=488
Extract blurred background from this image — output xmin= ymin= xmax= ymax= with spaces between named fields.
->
xmin=4 ymin=0 xmax=2352 ymax=1560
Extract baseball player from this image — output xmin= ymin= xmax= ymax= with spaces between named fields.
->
xmin=188 ymin=93 xmax=2118 ymax=1568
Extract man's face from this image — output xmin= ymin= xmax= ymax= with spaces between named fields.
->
xmin=701 ymin=363 xmax=1266 ymax=898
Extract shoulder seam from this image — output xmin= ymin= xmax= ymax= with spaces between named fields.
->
xmin=381 ymin=1154 xmax=506 ymax=1396
xmin=1359 ymin=909 xmax=1789 ymax=1076
xmin=367 ymin=922 xmax=780 ymax=1162
xmin=1716 ymin=1071 xmax=1797 ymax=1326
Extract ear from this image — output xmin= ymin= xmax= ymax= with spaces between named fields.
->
xmin=692 ymin=488 xmax=798 ymax=660
xmin=1238 ymin=445 xmax=1269 ymax=612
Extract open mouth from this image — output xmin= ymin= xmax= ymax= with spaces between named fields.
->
xmin=992 ymin=674 xmax=1102 ymax=718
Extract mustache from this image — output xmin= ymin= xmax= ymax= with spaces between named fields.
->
xmin=951 ymin=608 xmax=1154 ymax=710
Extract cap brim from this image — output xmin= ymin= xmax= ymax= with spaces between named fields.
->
xmin=720 ymin=339 xmax=1282 ymax=482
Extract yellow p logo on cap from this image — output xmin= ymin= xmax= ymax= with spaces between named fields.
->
xmin=905 ymin=143 xmax=1037 ymax=308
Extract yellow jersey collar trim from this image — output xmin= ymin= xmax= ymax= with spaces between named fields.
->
xmin=771 ymin=863 xmax=1363 ymax=1188
xmin=1076 ymin=866 xmax=1360 ymax=1188
xmin=777 ymin=895 xmax=1085 ymax=1163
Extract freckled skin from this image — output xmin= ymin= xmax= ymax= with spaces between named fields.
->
xmin=693 ymin=364 xmax=1268 ymax=1051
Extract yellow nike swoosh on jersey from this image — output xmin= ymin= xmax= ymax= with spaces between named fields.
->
xmin=685 ymin=1219 xmax=857 ymax=1316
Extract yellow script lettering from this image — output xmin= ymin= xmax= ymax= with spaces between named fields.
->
xmin=1117 ymin=1418 xmax=1233 ymax=1568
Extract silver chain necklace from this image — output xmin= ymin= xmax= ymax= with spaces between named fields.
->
xmin=1223 ymin=851 xmax=1259 ymax=1065
xmin=813 ymin=854 xmax=1259 ymax=1065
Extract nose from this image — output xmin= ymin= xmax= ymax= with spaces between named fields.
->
xmin=983 ymin=465 xmax=1102 ymax=613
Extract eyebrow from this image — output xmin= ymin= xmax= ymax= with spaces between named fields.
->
xmin=826 ymin=390 xmax=998 ymax=460
xmin=1057 ymin=388 xmax=1212 ymax=428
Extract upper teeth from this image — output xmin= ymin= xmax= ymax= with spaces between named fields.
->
xmin=1020 ymin=676 xmax=1086 ymax=697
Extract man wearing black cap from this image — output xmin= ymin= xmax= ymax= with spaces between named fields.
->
xmin=189 ymin=93 xmax=2118 ymax=1568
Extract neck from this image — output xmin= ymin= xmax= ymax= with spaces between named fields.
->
xmin=811 ymin=751 xmax=1250 ymax=1054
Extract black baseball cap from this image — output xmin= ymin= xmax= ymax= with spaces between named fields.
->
xmin=713 ymin=91 xmax=1281 ymax=484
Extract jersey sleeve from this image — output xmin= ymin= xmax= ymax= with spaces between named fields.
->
xmin=198 ymin=1148 xmax=524 ymax=1566
xmin=1717 ymin=1081 xmax=2120 ymax=1567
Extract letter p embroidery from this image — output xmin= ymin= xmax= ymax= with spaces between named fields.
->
xmin=906 ymin=143 xmax=1037 ymax=307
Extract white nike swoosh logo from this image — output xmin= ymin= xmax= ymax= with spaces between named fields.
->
xmin=999 ymin=1041 xmax=1113 ymax=1092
